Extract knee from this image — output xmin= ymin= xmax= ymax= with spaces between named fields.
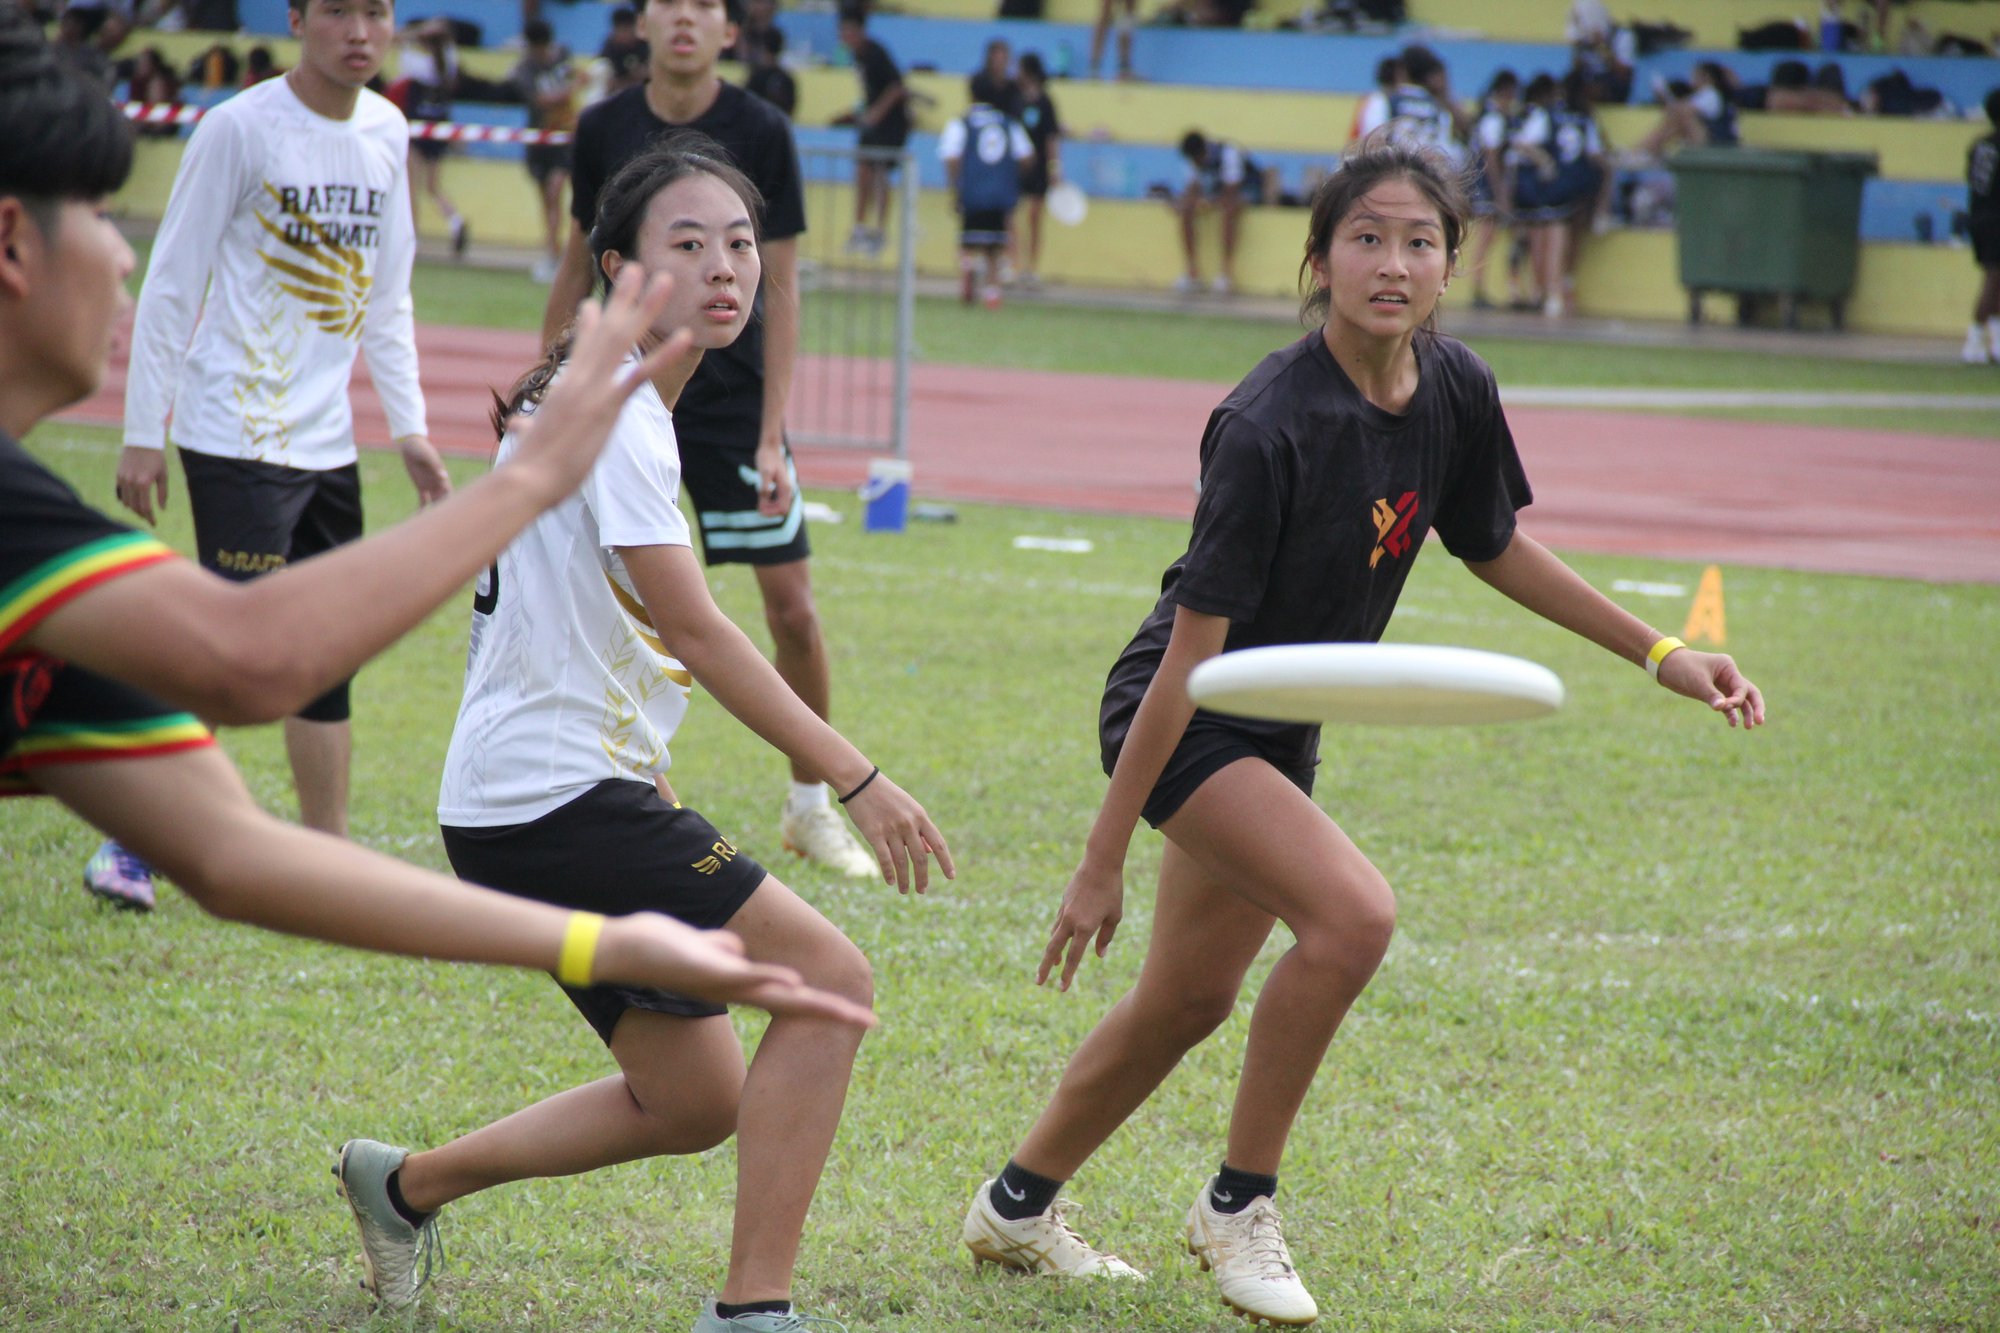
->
xmin=1158 ymin=986 xmax=1239 ymax=1047
xmin=816 ymin=938 xmax=875 ymax=1010
xmin=1297 ymin=878 xmax=1397 ymax=976
xmin=761 ymin=582 xmax=822 ymax=651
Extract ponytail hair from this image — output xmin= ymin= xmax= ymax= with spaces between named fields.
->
xmin=491 ymin=131 xmax=766 ymax=438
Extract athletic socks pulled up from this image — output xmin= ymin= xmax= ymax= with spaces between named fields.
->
xmin=1209 ymin=1162 xmax=1279 ymax=1215
xmin=785 ymin=780 xmax=829 ymax=815
xmin=989 ymin=1159 xmax=1064 ymax=1221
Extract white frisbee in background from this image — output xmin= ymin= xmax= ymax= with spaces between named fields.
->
xmin=1047 ymin=181 xmax=1088 ymax=226
xmin=1187 ymin=644 xmax=1565 ymax=726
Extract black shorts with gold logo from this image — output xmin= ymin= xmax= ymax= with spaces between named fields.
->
xmin=441 ymin=778 xmax=768 ymax=1037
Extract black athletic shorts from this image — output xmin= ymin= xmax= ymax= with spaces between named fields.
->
xmin=674 ymin=417 xmax=811 ymax=567
xmin=179 ymin=450 xmax=362 ymax=723
xmin=1020 ymin=163 xmax=1050 ymax=199
xmin=440 ymin=778 xmax=768 ymax=1040
xmin=1106 ymin=721 xmax=1316 ymax=830
xmin=1973 ymin=219 xmax=2000 ymax=270
xmin=525 ymin=143 xmax=572 ymax=184
xmin=961 ymin=208 xmax=1009 ymax=248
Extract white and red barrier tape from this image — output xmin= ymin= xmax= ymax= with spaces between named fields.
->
xmin=120 ymin=101 xmax=573 ymax=144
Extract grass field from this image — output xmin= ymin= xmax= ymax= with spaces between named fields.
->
xmin=4 ymin=407 xmax=1996 ymax=1329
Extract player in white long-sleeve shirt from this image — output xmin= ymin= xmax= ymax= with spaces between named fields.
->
xmin=96 ymin=0 xmax=449 ymax=908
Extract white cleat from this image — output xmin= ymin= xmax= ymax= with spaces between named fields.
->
xmin=1185 ymin=1182 xmax=1319 ymax=1326
xmin=963 ymin=1181 xmax=1146 ymax=1278
xmin=780 ymin=803 xmax=879 ymax=879
xmin=1962 ymin=327 xmax=1994 ymax=366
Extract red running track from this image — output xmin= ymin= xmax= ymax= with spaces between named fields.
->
xmin=64 ymin=320 xmax=2000 ymax=584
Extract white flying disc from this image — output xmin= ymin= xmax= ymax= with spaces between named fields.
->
xmin=1187 ymin=644 xmax=1565 ymax=726
xmin=1047 ymin=181 xmax=1088 ymax=226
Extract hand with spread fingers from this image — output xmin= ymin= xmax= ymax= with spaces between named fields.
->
xmin=843 ymin=772 xmax=954 ymax=895
xmin=600 ymin=913 xmax=879 ymax=1028
xmin=1657 ymin=646 xmax=1767 ymax=729
xmin=1037 ymin=856 xmax=1124 ymax=991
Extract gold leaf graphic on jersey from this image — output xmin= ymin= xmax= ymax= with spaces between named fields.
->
xmin=604 ymin=571 xmax=694 ymax=687
xmin=256 ymin=185 xmax=371 ymax=339
xmin=598 ymin=623 xmax=665 ymax=773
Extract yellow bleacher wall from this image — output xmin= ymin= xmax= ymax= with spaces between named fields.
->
xmin=113 ymin=135 xmax=1975 ymax=338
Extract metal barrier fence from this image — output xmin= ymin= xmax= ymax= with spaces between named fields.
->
xmin=791 ymin=144 xmax=916 ymax=458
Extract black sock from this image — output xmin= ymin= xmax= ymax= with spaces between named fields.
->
xmin=1210 ymin=1162 xmax=1278 ymax=1215
xmin=384 ymin=1168 xmax=433 ymax=1229
xmin=715 ymin=1299 xmax=792 ymax=1320
xmin=989 ymin=1160 xmax=1064 ymax=1221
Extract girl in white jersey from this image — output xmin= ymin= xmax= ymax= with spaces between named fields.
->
xmin=334 ymin=135 xmax=953 ymax=1333
xmin=959 ymin=136 xmax=1764 ymax=1327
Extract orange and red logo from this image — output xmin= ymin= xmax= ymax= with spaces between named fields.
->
xmin=1370 ymin=491 xmax=1418 ymax=568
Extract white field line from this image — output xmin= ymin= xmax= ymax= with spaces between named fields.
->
xmin=1502 ymin=386 xmax=2000 ymax=411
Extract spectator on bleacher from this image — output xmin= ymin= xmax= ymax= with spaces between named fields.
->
xmin=746 ymin=27 xmax=797 ymax=119
xmin=599 ymin=5 xmax=650 ymax=96
xmin=837 ymin=5 xmax=909 ymax=256
xmin=1349 ymin=55 xmax=1399 ymax=143
xmin=1011 ymin=51 xmax=1062 ymax=288
xmin=1368 ymin=45 xmax=1470 ymax=168
xmin=53 ymin=6 xmax=114 ymax=86
xmin=972 ymin=37 xmax=1019 ymax=114
xmin=137 ymin=0 xmax=239 ymax=29
xmin=1636 ymin=60 xmax=1739 ymax=159
xmin=727 ymin=0 xmax=778 ymax=64
xmin=121 ymin=46 xmax=181 ymax=136
xmin=399 ymin=18 xmax=469 ymax=256
xmin=1963 ymin=89 xmax=2000 ymax=364
xmin=1766 ymin=58 xmax=1851 ymax=114
xmin=941 ymin=89 xmax=1034 ymax=308
xmin=1466 ymin=69 xmax=1522 ymax=310
xmin=1173 ymin=130 xmax=1256 ymax=295
xmin=511 ymin=18 xmax=578 ymax=284
xmin=242 ymin=45 xmax=281 ymax=87
xmin=1512 ymin=71 xmax=1605 ymax=317
xmin=1090 ymin=0 xmax=1137 ymax=82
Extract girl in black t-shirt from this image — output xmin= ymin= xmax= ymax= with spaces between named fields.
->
xmin=961 ymin=137 xmax=1765 ymax=1325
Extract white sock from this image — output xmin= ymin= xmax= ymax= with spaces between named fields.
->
xmin=787 ymin=781 xmax=829 ymax=815
xmin=1986 ymin=316 xmax=2000 ymax=348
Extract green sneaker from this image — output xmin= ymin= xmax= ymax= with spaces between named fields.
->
xmin=333 ymin=1138 xmax=442 ymax=1308
xmin=690 ymin=1299 xmax=848 ymax=1332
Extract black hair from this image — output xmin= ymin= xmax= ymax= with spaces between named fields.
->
xmin=1180 ymin=130 xmax=1209 ymax=163
xmin=1483 ymin=67 xmax=1518 ymax=98
xmin=838 ymin=3 xmax=868 ymax=27
xmin=493 ymin=132 xmax=764 ymax=436
xmin=1374 ymin=55 xmax=1400 ymax=89
xmin=1297 ymin=132 xmax=1469 ymax=329
xmin=1018 ymin=51 xmax=1046 ymax=82
xmin=611 ymin=6 xmax=638 ymax=26
xmin=1770 ymin=59 xmax=1810 ymax=89
xmin=0 ymin=6 xmax=133 ymax=229
xmin=523 ymin=19 xmax=554 ymax=46
xmin=1400 ymin=43 xmax=1442 ymax=87
xmin=1562 ymin=68 xmax=1594 ymax=112
xmin=969 ymin=71 xmax=1007 ymax=106
xmin=1987 ymin=88 xmax=2000 ymax=129
xmin=1812 ymin=62 xmax=1848 ymax=96
xmin=1522 ymin=71 xmax=1558 ymax=104
xmin=1695 ymin=60 xmax=1732 ymax=90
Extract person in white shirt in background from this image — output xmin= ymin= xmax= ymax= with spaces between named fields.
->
xmin=397 ymin=14 xmax=468 ymax=255
xmin=102 ymin=0 xmax=450 ymax=909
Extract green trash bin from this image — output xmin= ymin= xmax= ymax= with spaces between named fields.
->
xmin=1668 ymin=147 xmax=1878 ymax=329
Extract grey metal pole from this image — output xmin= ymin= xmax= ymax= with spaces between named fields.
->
xmin=891 ymin=145 xmax=917 ymax=459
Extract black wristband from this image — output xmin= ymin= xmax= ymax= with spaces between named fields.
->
xmin=837 ymin=766 xmax=880 ymax=804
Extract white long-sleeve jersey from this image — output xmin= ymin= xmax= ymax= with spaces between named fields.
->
xmin=124 ymin=77 xmax=427 ymax=470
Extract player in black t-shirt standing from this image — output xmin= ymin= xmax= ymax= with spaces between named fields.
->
xmin=959 ymin=137 xmax=1766 ymax=1327
xmin=1012 ymin=52 xmax=1062 ymax=289
xmin=544 ymin=0 xmax=879 ymax=879
xmin=1961 ymin=89 xmax=2000 ymax=366
xmin=836 ymin=5 xmax=909 ymax=256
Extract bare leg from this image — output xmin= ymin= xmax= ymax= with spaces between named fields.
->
xmin=396 ymin=1010 xmax=747 ymax=1213
xmin=1467 ymin=214 xmax=1498 ymax=300
xmin=1089 ymin=0 xmax=1113 ymax=76
xmin=752 ymin=559 xmax=829 ymax=786
xmin=1218 ymin=187 xmax=1243 ymax=287
xmin=542 ymin=170 xmax=567 ymax=263
xmin=1177 ymin=189 xmax=1202 ymax=283
xmin=1013 ymin=758 xmax=1394 ymax=1182
xmin=714 ymin=878 xmax=873 ymax=1303
xmin=1973 ymin=267 xmax=2000 ymax=323
xmin=284 ymin=715 xmax=348 ymax=837
xmin=1026 ymin=196 xmax=1045 ymax=276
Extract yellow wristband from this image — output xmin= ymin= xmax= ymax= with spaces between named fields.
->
xmin=556 ymin=911 xmax=606 ymax=987
xmin=1645 ymin=636 xmax=1687 ymax=681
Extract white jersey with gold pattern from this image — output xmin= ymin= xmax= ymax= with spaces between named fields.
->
xmin=124 ymin=76 xmax=426 ymax=470
xmin=438 ymin=369 xmax=695 ymax=827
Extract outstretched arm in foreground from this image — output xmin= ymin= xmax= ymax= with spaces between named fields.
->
xmin=37 ymin=746 xmax=875 ymax=1027
xmin=33 ymin=269 xmax=690 ymax=725
xmin=1466 ymin=531 xmax=1766 ymax=728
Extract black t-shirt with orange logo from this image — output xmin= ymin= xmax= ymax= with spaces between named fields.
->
xmin=1100 ymin=329 xmax=1532 ymax=771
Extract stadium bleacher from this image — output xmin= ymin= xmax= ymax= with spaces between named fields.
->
xmin=119 ymin=1 xmax=2000 ymax=336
